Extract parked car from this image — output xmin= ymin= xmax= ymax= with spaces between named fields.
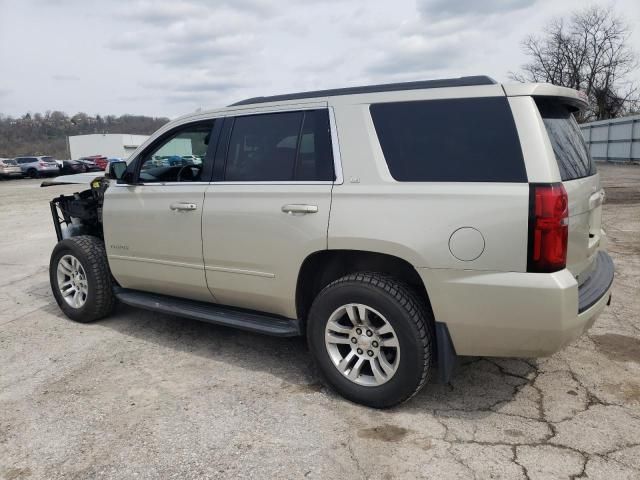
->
xmin=0 ymin=158 xmax=23 ymax=179
xmin=46 ymin=76 xmax=613 ymax=408
xmin=59 ymin=160 xmax=88 ymax=174
xmin=14 ymin=156 xmax=60 ymax=177
xmin=81 ymin=155 xmax=109 ymax=170
xmin=181 ymin=155 xmax=202 ymax=165
xmin=76 ymin=159 xmax=103 ymax=172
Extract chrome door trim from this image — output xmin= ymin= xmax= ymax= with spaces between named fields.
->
xmin=204 ymin=265 xmax=275 ymax=278
xmin=108 ymin=254 xmax=204 ymax=270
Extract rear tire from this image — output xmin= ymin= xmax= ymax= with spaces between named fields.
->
xmin=50 ymin=236 xmax=115 ymax=323
xmin=307 ymin=272 xmax=434 ymax=408
xmin=27 ymin=168 xmax=38 ymax=178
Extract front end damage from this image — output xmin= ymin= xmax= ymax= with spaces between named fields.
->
xmin=49 ymin=177 xmax=109 ymax=241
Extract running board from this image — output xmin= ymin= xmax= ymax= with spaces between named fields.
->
xmin=113 ymin=288 xmax=301 ymax=337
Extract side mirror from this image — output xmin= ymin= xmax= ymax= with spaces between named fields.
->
xmin=107 ymin=161 xmax=128 ymax=181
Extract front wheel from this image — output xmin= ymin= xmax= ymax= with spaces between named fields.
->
xmin=307 ymin=272 xmax=434 ymax=408
xmin=50 ymin=236 xmax=115 ymax=322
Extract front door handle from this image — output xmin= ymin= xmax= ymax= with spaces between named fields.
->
xmin=170 ymin=202 xmax=198 ymax=211
xmin=281 ymin=204 xmax=318 ymax=215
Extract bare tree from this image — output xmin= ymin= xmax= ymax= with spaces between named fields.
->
xmin=511 ymin=5 xmax=638 ymax=121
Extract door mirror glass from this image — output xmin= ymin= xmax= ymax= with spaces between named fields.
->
xmin=108 ymin=160 xmax=128 ymax=180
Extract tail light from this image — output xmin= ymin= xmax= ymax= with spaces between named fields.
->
xmin=39 ymin=162 xmax=48 ymax=167
xmin=527 ymin=183 xmax=568 ymax=273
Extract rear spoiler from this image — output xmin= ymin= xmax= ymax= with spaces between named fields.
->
xmin=503 ymin=83 xmax=589 ymax=111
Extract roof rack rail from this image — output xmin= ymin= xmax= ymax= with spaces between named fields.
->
xmin=229 ymin=75 xmax=496 ymax=107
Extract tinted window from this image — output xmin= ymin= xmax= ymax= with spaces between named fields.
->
xmin=224 ymin=110 xmax=334 ymax=181
xmin=139 ymin=122 xmax=213 ymax=183
xmin=536 ymin=100 xmax=596 ymax=181
xmin=370 ymin=97 xmax=526 ymax=182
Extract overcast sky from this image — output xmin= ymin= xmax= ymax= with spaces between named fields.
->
xmin=0 ymin=0 xmax=638 ymax=119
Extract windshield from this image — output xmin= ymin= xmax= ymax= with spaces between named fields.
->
xmin=536 ymin=99 xmax=596 ymax=181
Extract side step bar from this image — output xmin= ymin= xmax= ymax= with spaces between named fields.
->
xmin=113 ymin=288 xmax=302 ymax=337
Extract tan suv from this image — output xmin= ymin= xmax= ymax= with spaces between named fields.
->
xmin=46 ymin=76 xmax=614 ymax=408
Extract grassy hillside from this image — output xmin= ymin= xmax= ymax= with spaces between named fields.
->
xmin=0 ymin=111 xmax=169 ymax=159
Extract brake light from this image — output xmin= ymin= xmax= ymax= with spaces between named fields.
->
xmin=527 ymin=183 xmax=568 ymax=273
xmin=39 ymin=162 xmax=47 ymax=167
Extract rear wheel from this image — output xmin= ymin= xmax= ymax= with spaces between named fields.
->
xmin=50 ymin=236 xmax=115 ymax=323
xmin=307 ymin=272 xmax=434 ymax=408
xmin=27 ymin=168 xmax=38 ymax=178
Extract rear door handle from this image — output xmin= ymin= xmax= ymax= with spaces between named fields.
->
xmin=281 ymin=204 xmax=318 ymax=215
xmin=170 ymin=202 xmax=198 ymax=211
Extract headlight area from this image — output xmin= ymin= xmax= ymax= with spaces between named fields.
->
xmin=50 ymin=178 xmax=109 ymax=241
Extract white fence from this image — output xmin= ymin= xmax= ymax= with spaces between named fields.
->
xmin=580 ymin=114 xmax=640 ymax=163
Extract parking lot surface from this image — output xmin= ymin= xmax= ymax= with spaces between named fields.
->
xmin=1 ymin=164 xmax=639 ymax=479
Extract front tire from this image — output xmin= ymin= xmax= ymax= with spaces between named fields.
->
xmin=50 ymin=236 xmax=115 ymax=323
xmin=307 ymin=272 xmax=434 ymax=408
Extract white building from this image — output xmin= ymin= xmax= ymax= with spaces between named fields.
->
xmin=68 ymin=134 xmax=148 ymax=160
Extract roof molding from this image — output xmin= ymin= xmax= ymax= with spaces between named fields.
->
xmin=229 ymin=75 xmax=496 ymax=106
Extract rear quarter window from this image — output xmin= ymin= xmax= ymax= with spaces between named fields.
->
xmin=370 ymin=97 xmax=526 ymax=182
xmin=536 ymin=99 xmax=596 ymax=181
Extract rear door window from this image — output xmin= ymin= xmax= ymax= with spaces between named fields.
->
xmin=224 ymin=110 xmax=334 ymax=182
xmin=536 ymin=99 xmax=596 ymax=181
xmin=370 ymin=97 xmax=526 ymax=182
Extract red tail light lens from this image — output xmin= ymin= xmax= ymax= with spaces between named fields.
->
xmin=527 ymin=183 xmax=568 ymax=273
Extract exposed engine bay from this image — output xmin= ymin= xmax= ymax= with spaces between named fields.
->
xmin=49 ymin=177 xmax=109 ymax=241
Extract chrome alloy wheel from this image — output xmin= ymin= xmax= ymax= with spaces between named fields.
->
xmin=324 ymin=303 xmax=400 ymax=386
xmin=57 ymin=254 xmax=88 ymax=309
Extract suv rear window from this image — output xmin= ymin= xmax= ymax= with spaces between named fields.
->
xmin=370 ymin=97 xmax=526 ymax=182
xmin=536 ymin=99 xmax=596 ymax=181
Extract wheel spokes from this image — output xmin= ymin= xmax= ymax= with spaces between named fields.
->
xmin=337 ymin=350 xmax=356 ymax=374
xmin=380 ymin=336 xmax=399 ymax=348
xmin=57 ymin=254 xmax=88 ymax=309
xmin=327 ymin=320 xmax=352 ymax=334
xmin=370 ymin=358 xmax=387 ymax=383
xmin=324 ymin=303 xmax=401 ymax=387
xmin=347 ymin=357 xmax=365 ymax=380
xmin=325 ymin=332 xmax=352 ymax=345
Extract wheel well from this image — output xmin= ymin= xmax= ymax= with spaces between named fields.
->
xmin=295 ymin=250 xmax=430 ymax=323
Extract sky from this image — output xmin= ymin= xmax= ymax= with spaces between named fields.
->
xmin=0 ymin=0 xmax=639 ymax=119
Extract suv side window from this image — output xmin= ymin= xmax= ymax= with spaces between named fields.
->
xmin=224 ymin=110 xmax=334 ymax=182
xmin=370 ymin=97 xmax=527 ymax=182
xmin=138 ymin=121 xmax=214 ymax=183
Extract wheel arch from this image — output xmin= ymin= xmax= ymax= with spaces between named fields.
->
xmin=295 ymin=249 xmax=432 ymax=324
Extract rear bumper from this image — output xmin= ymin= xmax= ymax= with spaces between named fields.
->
xmin=578 ymin=251 xmax=614 ymax=313
xmin=419 ymin=252 xmax=614 ymax=357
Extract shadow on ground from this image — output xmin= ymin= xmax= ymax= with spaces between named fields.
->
xmin=63 ymin=302 xmax=540 ymax=417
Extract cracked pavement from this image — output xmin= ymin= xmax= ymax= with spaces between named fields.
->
xmin=1 ymin=163 xmax=639 ymax=479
